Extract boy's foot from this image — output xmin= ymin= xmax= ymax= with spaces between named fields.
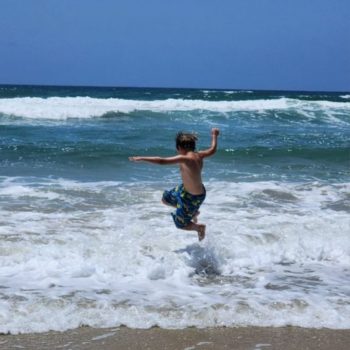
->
xmin=192 ymin=211 xmax=200 ymax=223
xmin=197 ymin=224 xmax=206 ymax=241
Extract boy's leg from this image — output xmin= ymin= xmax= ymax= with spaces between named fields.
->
xmin=161 ymin=198 xmax=176 ymax=208
xmin=181 ymin=221 xmax=206 ymax=241
xmin=192 ymin=211 xmax=200 ymax=223
xmin=162 ymin=186 xmax=178 ymax=208
xmin=167 ymin=185 xmax=206 ymax=240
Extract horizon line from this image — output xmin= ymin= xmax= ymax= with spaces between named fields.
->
xmin=0 ymin=82 xmax=349 ymax=95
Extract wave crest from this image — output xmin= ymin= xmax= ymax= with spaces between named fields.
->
xmin=0 ymin=96 xmax=349 ymax=120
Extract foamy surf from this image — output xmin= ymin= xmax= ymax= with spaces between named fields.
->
xmin=0 ymin=96 xmax=349 ymax=120
xmin=1 ymin=177 xmax=349 ymax=333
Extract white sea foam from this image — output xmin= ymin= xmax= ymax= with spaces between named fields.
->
xmin=0 ymin=96 xmax=349 ymax=120
xmin=0 ymin=177 xmax=349 ymax=333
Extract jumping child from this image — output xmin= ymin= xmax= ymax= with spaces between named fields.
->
xmin=129 ymin=128 xmax=219 ymax=241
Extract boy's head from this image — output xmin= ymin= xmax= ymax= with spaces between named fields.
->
xmin=176 ymin=132 xmax=198 ymax=152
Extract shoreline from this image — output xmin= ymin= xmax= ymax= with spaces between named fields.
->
xmin=1 ymin=326 xmax=350 ymax=350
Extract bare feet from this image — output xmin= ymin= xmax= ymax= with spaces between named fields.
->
xmin=182 ymin=221 xmax=206 ymax=241
xmin=197 ymin=224 xmax=206 ymax=241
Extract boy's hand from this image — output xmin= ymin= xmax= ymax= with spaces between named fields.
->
xmin=211 ymin=128 xmax=220 ymax=137
xmin=129 ymin=156 xmax=142 ymax=162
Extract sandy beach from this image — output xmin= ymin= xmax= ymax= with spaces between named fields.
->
xmin=1 ymin=326 xmax=350 ymax=350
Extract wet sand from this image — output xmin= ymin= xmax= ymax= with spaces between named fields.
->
xmin=1 ymin=326 xmax=349 ymax=350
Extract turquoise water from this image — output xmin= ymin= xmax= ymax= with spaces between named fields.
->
xmin=0 ymin=85 xmax=349 ymax=182
xmin=0 ymin=85 xmax=350 ymax=333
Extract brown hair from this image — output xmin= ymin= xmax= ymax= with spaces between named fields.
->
xmin=175 ymin=132 xmax=198 ymax=151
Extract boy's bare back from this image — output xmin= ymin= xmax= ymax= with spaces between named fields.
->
xmin=178 ymin=152 xmax=204 ymax=195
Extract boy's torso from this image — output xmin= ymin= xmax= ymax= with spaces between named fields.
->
xmin=179 ymin=152 xmax=204 ymax=195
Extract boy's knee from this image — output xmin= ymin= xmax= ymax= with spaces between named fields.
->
xmin=171 ymin=213 xmax=188 ymax=229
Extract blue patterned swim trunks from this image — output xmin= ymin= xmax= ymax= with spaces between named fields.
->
xmin=162 ymin=184 xmax=206 ymax=228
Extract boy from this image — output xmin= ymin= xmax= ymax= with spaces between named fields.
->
xmin=129 ymin=128 xmax=219 ymax=241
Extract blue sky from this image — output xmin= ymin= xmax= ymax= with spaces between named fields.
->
xmin=0 ymin=0 xmax=349 ymax=91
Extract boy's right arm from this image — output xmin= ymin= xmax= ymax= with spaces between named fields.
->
xmin=198 ymin=128 xmax=220 ymax=158
xmin=129 ymin=155 xmax=188 ymax=165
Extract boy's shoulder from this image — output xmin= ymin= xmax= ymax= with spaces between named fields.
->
xmin=185 ymin=151 xmax=200 ymax=158
xmin=185 ymin=151 xmax=204 ymax=165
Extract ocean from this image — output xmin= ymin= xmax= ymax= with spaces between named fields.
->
xmin=0 ymin=85 xmax=349 ymax=333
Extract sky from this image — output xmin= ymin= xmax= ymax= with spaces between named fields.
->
xmin=0 ymin=0 xmax=349 ymax=91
